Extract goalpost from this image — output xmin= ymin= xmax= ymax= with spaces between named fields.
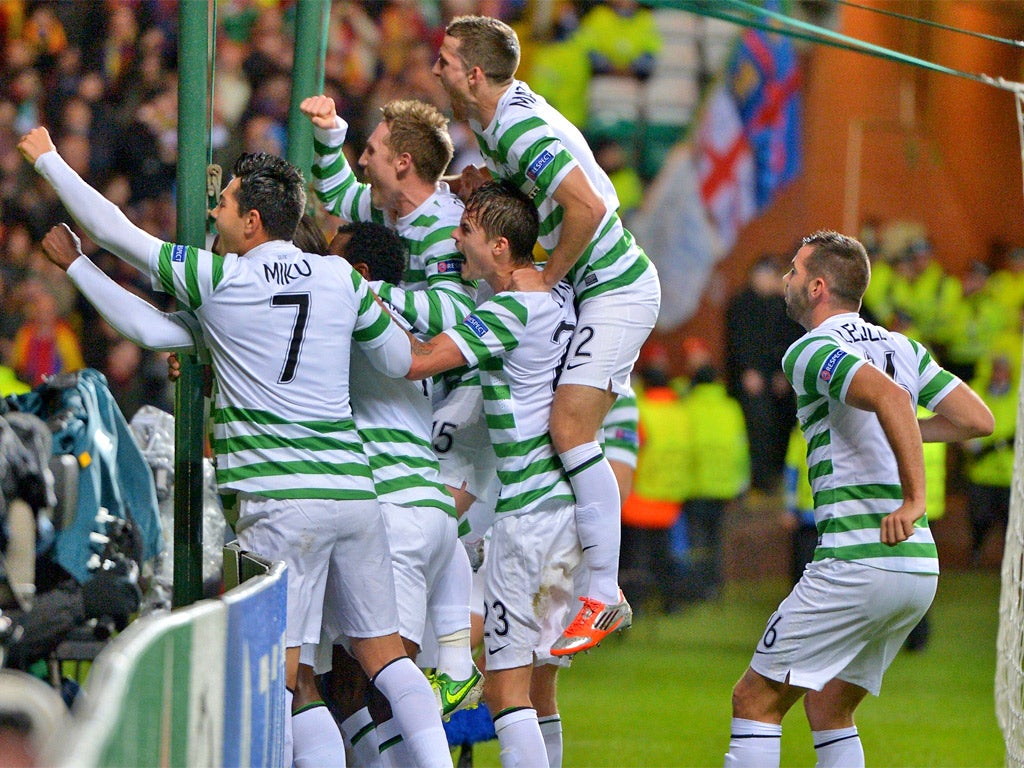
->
xmin=995 ymin=84 xmax=1024 ymax=768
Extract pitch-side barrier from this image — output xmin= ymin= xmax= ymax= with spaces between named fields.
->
xmin=40 ymin=544 xmax=287 ymax=767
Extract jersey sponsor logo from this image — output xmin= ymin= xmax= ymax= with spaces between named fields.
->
xmin=171 ymin=244 xmax=188 ymax=263
xmin=820 ymin=348 xmax=847 ymax=382
xmin=464 ymin=314 xmax=490 ymax=338
xmin=526 ymin=149 xmax=555 ymax=182
xmin=583 ymin=273 xmax=599 ymax=287
xmin=436 ymin=258 xmax=462 ymax=274
xmin=263 ymin=259 xmax=312 ymax=285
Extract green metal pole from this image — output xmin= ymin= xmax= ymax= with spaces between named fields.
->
xmin=172 ymin=0 xmax=210 ymax=608
xmin=287 ymin=0 xmax=329 ymax=181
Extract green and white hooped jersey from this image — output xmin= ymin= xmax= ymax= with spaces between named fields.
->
xmin=602 ymin=390 xmax=640 ymax=470
xmin=444 ymin=283 xmax=577 ymax=516
xmin=782 ymin=312 xmax=959 ymax=574
xmin=350 ymin=319 xmax=455 ymax=519
xmin=311 ymin=121 xmax=477 ymax=335
xmin=154 ymin=240 xmax=401 ymax=500
xmin=469 ymin=80 xmax=654 ymax=302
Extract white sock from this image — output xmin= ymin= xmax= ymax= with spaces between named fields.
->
xmin=437 ymin=628 xmax=475 ymax=681
xmin=340 ymin=707 xmax=382 ymax=767
xmin=431 ymin=545 xmax=475 ymax=680
xmin=284 ymin=688 xmax=294 ymax=768
xmin=538 ymin=715 xmax=562 ymax=768
xmin=373 ymin=657 xmax=452 ymax=768
xmin=724 ymin=718 xmax=781 ymax=768
xmin=560 ymin=442 xmax=620 ymax=604
xmin=375 ymin=717 xmax=413 ymax=768
xmin=293 ymin=702 xmax=346 ymax=767
xmin=494 ymin=707 xmax=548 ymax=768
xmin=813 ymin=726 xmax=863 ymax=768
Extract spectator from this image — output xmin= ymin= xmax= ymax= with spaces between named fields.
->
xmin=940 ymin=260 xmax=1007 ymax=383
xmin=725 ymin=256 xmax=801 ymax=494
xmin=10 ymin=279 xmax=85 ymax=387
xmin=619 ymin=342 xmax=690 ymax=612
xmin=964 ymin=348 xmax=1018 ymax=566
xmin=675 ymin=338 xmax=749 ymax=603
xmin=575 ymin=0 xmax=661 ymax=82
xmin=594 ymin=136 xmax=643 ymax=222
xmin=886 ymin=236 xmax=959 ymax=352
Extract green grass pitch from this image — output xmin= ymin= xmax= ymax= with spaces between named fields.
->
xmin=463 ymin=570 xmax=1004 ymax=767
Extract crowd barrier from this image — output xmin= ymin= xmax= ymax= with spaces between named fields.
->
xmin=40 ymin=545 xmax=287 ymax=767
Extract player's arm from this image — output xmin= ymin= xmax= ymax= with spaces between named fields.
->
xmin=405 ymin=333 xmax=469 ymax=380
xmin=918 ymin=382 xmax=994 ymax=442
xmin=539 ymin=166 xmax=606 ymax=289
xmin=19 ymin=127 xmax=160 ymax=276
xmin=844 ymin=363 xmax=927 ymax=546
xmin=374 ymin=280 xmax=474 ymax=336
xmin=43 ymin=224 xmax=197 ymax=352
xmin=302 ymin=95 xmax=377 ymax=224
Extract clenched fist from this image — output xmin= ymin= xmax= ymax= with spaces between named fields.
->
xmin=299 ymin=94 xmax=340 ymax=130
xmin=41 ymin=223 xmax=83 ymax=272
xmin=17 ymin=126 xmax=56 ymax=165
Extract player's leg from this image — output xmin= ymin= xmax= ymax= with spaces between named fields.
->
xmin=329 ymin=498 xmax=452 ymax=768
xmin=531 ymin=665 xmax=562 ymax=768
xmin=550 ymin=382 xmax=619 ymax=597
xmin=485 ymin=665 xmax=547 ymax=768
xmin=235 ymin=495 xmax=341 ymax=768
xmin=551 ymin=285 xmax=657 ymax=653
xmin=810 ymin=566 xmax=936 ymax=768
xmin=804 ymin=679 xmax=868 ymax=768
xmin=291 ymin=660 xmax=347 ymax=768
xmin=318 ymin=645 xmax=381 ymax=767
xmin=725 ymin=666 xmax=805 ymax=767
xmin=428 ymin=542 xmax=484 ymax=717
xmin=485 ymin=506 xmax=580 ymax=766
xmin=430 ymin=385 xmax=496 ymax=709
xmin=366 ymin=636 xmax=427 ymax=768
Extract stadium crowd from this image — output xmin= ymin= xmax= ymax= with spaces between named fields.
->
xmin=0 ymin=0 xmax=661 ymax=410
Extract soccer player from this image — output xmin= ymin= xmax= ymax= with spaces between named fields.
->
xmin=309 ymin=221 xmax=480 ymax=766
xmin=21 ymin=127 xmax=453 ymax=768
xmin=301 ymin=94 xmax=475 ymax=337
xmin=432 ymin=15 xmax=661 ymax=654
xmin=404 ymin=180 xmax=580 ymax=768
xmin=302 ymin=93 xmax=489 ymax=707
xmin=724 ymin=231 xmax=993 ymax=768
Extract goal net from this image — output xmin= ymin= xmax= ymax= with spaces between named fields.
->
xmin=995 ymin=85 xmax=1024 ymax=768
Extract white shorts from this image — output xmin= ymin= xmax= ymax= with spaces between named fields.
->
xmin=381 ymin=502 xmax=459 ymax=647
xmin=482 ymin=504 xmax=583 ymax=671
xmin=433 ymin=383 xmax=498 ymax=500
xmin=560 ymin=268 xmax=661 ymax=396
xmin=236 ymin=494 xmax=400 ymax=649
xmin=749 ymin=559 xmax=937 ymax=696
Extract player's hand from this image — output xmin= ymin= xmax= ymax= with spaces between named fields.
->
xmin=41 ymin=223 xmax=83 ymax=271
xmin=880 ymin=502 xmax=925 ymax=546
xmin=509 ymin=266 xmax=546 ymax=292
xmin=17 ymin=126 xmax=56 ymax=165
xmin=167 ymin=353 xmax=182 ymax=382
xmin=299 ymin=95 xmax=338 ymax=130
xmin=455 ymin=165 xmax=492 ymax=201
